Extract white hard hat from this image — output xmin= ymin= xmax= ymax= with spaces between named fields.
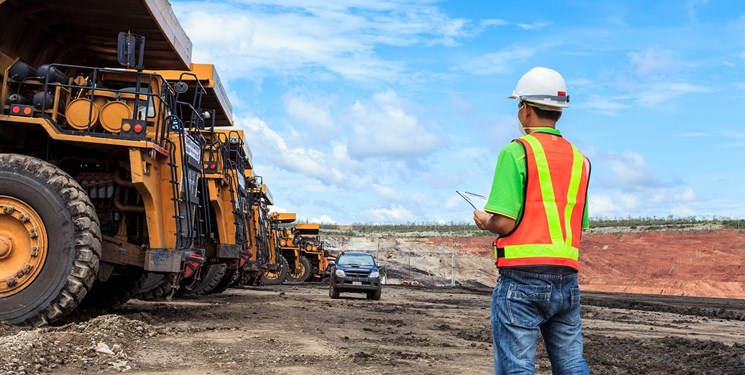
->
xmin=508 ymin=67 xmax=569 ymax=111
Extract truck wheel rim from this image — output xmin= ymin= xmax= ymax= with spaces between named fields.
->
xmin=0 ymin=196 xmax=49 ymax=297
xmin=264 ymin=269 xmax=281 ymax=280
xmin=290 ymin=263 xmax=306 ymax=278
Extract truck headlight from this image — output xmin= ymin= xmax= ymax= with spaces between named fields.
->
xmin=369 ymin=271 xmax=380 ymax=279
xmin=335 ymin=269 xmax=346 ymax=277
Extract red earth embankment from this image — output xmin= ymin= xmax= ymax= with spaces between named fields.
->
xmin=433 ymin=229 xmax=745 ymax=299
xmin=579 ymin=229 xmax=745 ymax=298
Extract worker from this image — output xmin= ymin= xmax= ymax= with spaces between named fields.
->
xmin=473 ymin=67 xmax=591 ymax=374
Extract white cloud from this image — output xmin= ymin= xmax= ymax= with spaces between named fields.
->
xmin=367 ymin=204 xmax=417 ymax=223
xmin=605 ymin=151 xmax=663 ymax=191
xmin=670 ymin=204 xmax=696 ymax=217
xmin=283 ymin=93 xmax=335 ymax=131
xmin=517 ymin=21 xmax=551 ymax=30
xmin=458 ymin=147 xmax=489 ymax=160
xmin=174 ymin=0 xmax=479 ymax=82
xmin=587 ymin=149 xmax=700 ymax=219
xmin=618 ymin=47 xmax=711 ymax=108
xmin=237 ymin=117 xmax=345 ymax=184
xmin=372 ymin=184 xmax=400 ymax=200
xmin=310 ymin=214 xmax=336 ymax=224
xmin=589 ymin=194 xmax=626 ymax=217
xmin=346 ymin=90 xmax=443 ymax=158
xmin=685 ymin=0 xmax=710 ymax=22
xmin=649 ymin=187 xmax=696 ymax=203
xmin=590 ymin=188 xmax=697 ymax=218
xmin=462 ymin=46 xmax=536 ymax=75
xmin=581 ymin=95 xmax=629 ymax=114
xmin=481 ymin=19 xmax=508 ymax=27
xmin=570 ymin=78 xmax=594 ymax=87
xmin=269 ymin=205 xmax=289 ymax=213
xmin=444 ymin=194 xmax=464 ymax=210
xmin=628 ymin=48 xmax=680 ymax=76
xmin=588 ymin=195 xmax=617 ymax=217
xmin=634 ymin=82 xmax=711 ymax=107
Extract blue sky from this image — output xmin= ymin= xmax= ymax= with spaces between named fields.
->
xmin=171 ymin=0 xmax=745 ymax=224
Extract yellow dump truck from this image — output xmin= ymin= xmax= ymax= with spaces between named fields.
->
xmin=271 ymin=212 xmax=306 ymax=282
xmin=230 ymin=182 xmax=287 ymax=286
xmin=293 ymin=224 xmax=330 ymax=281
xmin=273 ymin=219 xmax=327 ymax=282
xmin=135 ymin=65 xmax=246 ymax=298
xmin=187 ymin=128 xmax=251 ymax=295
xmin=0 ymin=0 xmax=215 ymax=325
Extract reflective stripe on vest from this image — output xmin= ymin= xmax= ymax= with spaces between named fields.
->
xmin=496 ymin=133 xmax=589 ymax=269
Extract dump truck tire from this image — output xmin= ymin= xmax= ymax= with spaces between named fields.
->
xmin=135 ymin=272 xmax=176 ymax=301
xmin=0 ymin=154 xmax=101 ymax=326
xmin=210 ymin=267 xmax=237 ymax=294
xmin=80 ymin=270 xmax=141 ymax=309
xmin=260 ymin=254 xmax=288 ymax=286
xmin=188 ymin=263 xmax=227 ymax=295
xmin=287 ymin=256 xmax=312 ymax=283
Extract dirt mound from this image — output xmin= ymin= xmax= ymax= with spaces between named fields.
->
xmin=0 ymin=314 xmax=171 ymax=374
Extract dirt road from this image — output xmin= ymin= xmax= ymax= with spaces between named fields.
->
xmin=2 ymin=284 xmax=744 ymax=375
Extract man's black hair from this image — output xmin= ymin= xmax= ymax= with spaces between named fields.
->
xmin=528 ymin=104 xmax=562 ymax=122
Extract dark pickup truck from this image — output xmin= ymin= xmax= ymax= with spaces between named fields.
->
xmin=328 ymin=252 xmax=382 ymax=300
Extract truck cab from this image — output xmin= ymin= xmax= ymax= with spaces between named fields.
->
xmin=328 ymin=251 xmax=382 ymax=300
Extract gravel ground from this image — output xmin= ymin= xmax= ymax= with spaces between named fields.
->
xmin=2 ymin=284 xmax=744 ymax=375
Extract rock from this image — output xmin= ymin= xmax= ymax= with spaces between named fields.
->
xmin=109 ymin=360 xmax=131 ymax=372
xmin=95 ymin=342 xmax=115 ymax=356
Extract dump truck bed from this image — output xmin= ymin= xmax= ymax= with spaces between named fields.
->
xmin=160 ymin=64 xmax=233 ymax=127
xmin=295 ymin=223 xmax=320 ymax=234
xmin=0 ymin=0 xmax=191 ymax=72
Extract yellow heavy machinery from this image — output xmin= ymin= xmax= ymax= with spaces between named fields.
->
xmin=0 ymin=1 xmax=215 ymax=324
xmin=273 ymin=218 xmax=327 ymax=282
xmin=134 ymin=64 xmax=246 ymax=298
xmin=232 ymin=182 xmax=288 ymax=286
xmin=272 ymin=212 xmax=304 ymax=283
xmin=190 ymin=127 xmax=251 ymax=294
xmin=293 ymin=224 xmax=331 ymax=281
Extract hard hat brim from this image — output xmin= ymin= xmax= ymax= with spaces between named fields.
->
xmin=508 ymin=94 xmax=569 ymax=110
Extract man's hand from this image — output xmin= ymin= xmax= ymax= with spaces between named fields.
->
xmin=473 ymin=210 xmax=492 ymax=231
xmin=473 ymin=210 xmax=517 ymax=235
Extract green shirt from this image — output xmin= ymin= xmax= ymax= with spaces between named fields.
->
xmin=484 ymin=128 xmax=589 ymax=229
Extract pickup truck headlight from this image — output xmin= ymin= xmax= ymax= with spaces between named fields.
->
xmin=335 ymin=269 xmax=346 ymax=277
xmin=369 ymin=271 xmax=380 ymax=279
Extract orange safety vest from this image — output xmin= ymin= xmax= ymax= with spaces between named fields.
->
xmin=495 ymin=132 xmax=590 ymax=270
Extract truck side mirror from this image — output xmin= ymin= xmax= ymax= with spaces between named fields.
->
xmin=377 ymin=263 xmax=383 ymax=268
xmin=327 ymin=260 xmax=335 ymax=267
xmin=117 ymin=32 xmax=146 ymax=70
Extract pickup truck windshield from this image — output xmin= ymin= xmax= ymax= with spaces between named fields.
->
xmin=338 ymin=254 xmax=374 ymax=266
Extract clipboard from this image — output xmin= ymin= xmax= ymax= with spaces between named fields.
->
xmin=456 ymin=191 xmax=486 ymax=210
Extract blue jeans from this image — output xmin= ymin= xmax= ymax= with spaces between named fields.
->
xmin=491 ymin=268 xmax=589 ymax=375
